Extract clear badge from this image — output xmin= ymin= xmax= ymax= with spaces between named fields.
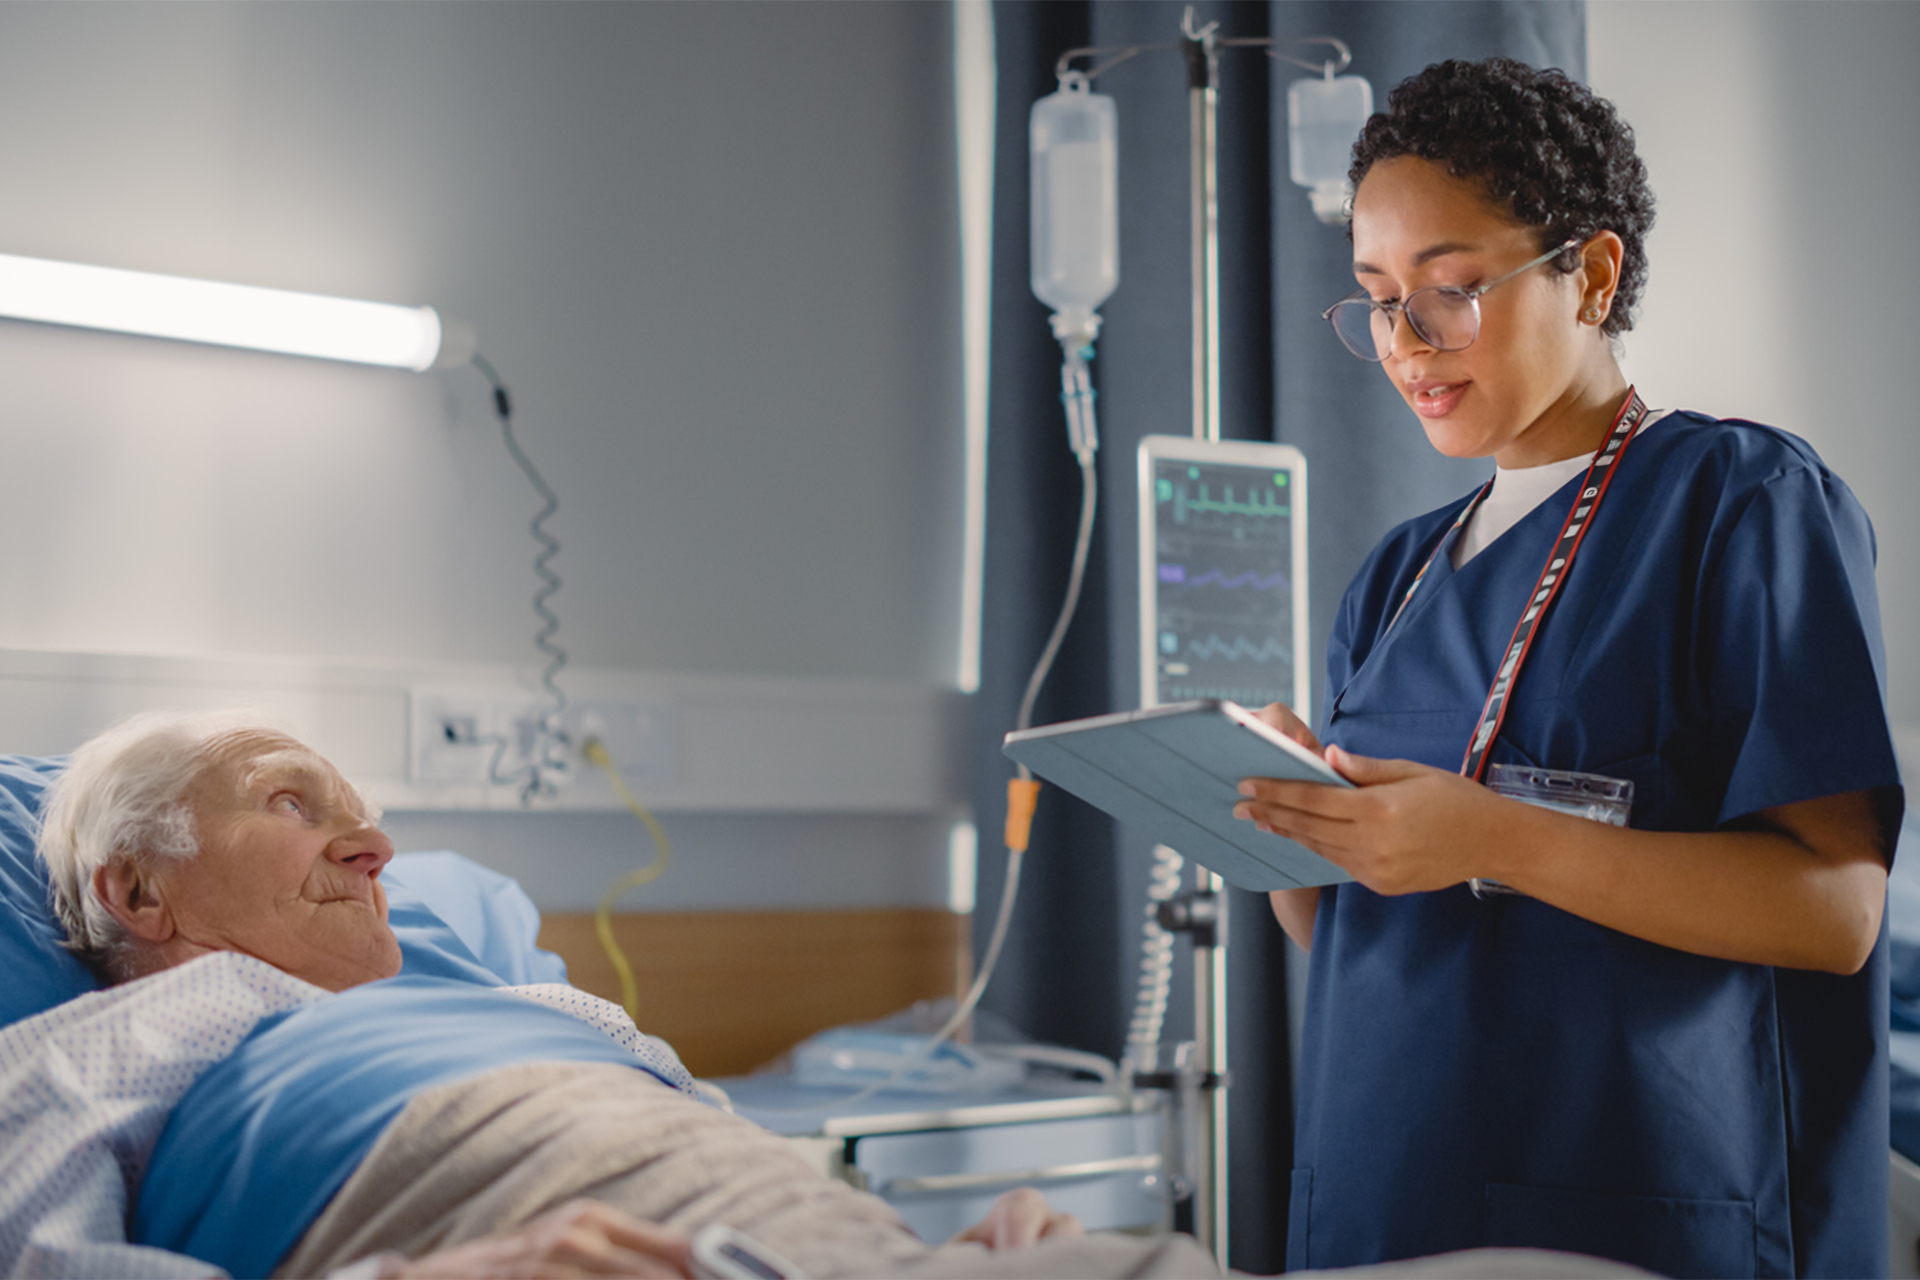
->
xmin=1470 ymin=764 xmax=1634 ymax=899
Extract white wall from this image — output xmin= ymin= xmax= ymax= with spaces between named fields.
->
xmin=0 ymin=2 xmax=971 ymax=909
xmin=0 ymin=1 xmax=963 ymax=682
xmin=1589 ymin=0 xmax=1920 ymax=737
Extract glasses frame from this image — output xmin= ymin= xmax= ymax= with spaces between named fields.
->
xmin=1321 ymin=238 xmax=1582 ymax=363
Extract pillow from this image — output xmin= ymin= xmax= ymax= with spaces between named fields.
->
xmin=381 ymin=851 xmax=567 ymax=986
xmin=0 ymin=754 xmax=563 ymax=1029
xmin=0 ymin=755 xmax=97 ymax=1027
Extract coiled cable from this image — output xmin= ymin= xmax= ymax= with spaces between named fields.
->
xmin=471 ymin=353 xmax=571 ymax=804
xmin=1127 ymin=843 xmax=1184 ymax=1073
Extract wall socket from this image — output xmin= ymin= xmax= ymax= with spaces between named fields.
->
xmin=409 ymin=687 xmax=677 ymax=793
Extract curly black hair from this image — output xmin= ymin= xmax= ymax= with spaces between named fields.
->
xmin=1349 ymin=58 xmax=1655 ymax=336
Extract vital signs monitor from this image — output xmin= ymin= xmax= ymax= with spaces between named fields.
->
xmin=1137 ymin=435 xmax=1310 ymax=719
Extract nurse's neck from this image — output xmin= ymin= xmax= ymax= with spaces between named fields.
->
xmin=1497 ymin=362 xmax=1635 ymax=474
xmin=1493 ymin=368 xmax=1632 ymax=471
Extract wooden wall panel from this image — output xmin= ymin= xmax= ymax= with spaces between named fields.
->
xmin=538 ymin=908 xmax=971 ymax=1078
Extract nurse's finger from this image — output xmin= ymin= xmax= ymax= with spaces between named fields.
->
xmin=1237 ymin=775 xmax=1371 ymax=817
xmin=1233 ymin=799 xmax=1364 ymax=862
xmin=1252 ymin=702 xmax=1322 ymax=753
xmin=1322 ymin=745 xmax=1432 ymax=785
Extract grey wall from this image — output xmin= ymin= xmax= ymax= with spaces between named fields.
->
xmin=1589 ymin=0 xmax=1920 ymax=738
xmin=0 ymin=1 xmax=963 ymax=684
xmin=0 ymin=2 xmax=970 ymax=914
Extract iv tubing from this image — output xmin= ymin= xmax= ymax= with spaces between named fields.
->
xmin=1014 ymin=431 xmax=1100 ymax=759
xmin=755 ymin=353 xmax=1102 ymax=1113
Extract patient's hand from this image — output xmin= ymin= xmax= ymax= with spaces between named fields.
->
xmin=393 ymin=1200 xmax=693 ymax=1277
xmin=947 ymin=1187 xmax=1084 ymax=1251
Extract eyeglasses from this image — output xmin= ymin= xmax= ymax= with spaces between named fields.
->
xmin=1321 ymin=239 xmax=1580 ymax=362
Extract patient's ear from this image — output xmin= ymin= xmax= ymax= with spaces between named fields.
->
xmin=93 ymin=858 xmax=177 ymax=943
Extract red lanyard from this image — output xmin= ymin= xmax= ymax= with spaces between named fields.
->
xmin=1380 ymin=389 xmax=1650 ymax=782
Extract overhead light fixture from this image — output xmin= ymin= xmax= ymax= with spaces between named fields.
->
xmin=0 ymin=251 xmax=474 ymax=371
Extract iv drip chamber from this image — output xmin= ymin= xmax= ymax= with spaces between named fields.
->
xmin=1288 ymin=72 xmax=1373 ymax=224
xmin=1030 ymin=75 xmax=1119 ymax=333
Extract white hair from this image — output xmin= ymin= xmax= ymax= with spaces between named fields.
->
xmin=37 ymin=709 xmax=312 ymax=981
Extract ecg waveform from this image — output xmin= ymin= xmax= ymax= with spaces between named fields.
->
xmin=1183 ymin=488 xmax=1288 ymax=517
xmin=1188 ymin=634 xmax=1292 ymax=664
xmin=1160 ymin=565 xmax=1291 ymax=593
xmin=1158 ymin=472 xmax=1292 ymax=527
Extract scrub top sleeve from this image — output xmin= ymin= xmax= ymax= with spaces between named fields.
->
xmin=1706 ymin=466 xmax=1902 ymax=835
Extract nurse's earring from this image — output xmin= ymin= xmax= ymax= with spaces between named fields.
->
xmin=1583 ymin=306 xmax=1602 ymax=324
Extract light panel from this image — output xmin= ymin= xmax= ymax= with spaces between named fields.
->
xmin=0 ymin=251 xmax=467 ymax=371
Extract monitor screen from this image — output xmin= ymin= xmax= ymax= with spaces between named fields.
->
xmin=1139 ymin=438 xmax=1309 ymax=716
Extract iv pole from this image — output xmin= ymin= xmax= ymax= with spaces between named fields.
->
xmin=1052 ymin=12 xmax=1355 ymax=1261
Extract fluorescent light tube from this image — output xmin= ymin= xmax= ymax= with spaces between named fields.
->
xmin=0 ymin=251 xmax=474 ymax=371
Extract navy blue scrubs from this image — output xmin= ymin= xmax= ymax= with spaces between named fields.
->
xmin=1288 ymin=412 xmax=1901 ymax=1278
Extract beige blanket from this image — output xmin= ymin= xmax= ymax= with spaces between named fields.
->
xmin=274 ymin=1061 xmax=1222 ymax=1280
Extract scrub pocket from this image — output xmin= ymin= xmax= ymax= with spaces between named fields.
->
xmin=1484 ymin=1182 xmax=1755 ymax=1278
xmin=1286 ymin=1168 xmax=1313 ymax=1272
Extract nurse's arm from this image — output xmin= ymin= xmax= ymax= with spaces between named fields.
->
xmin=1240 ymin=750 xmax=1889 ymax=974
xmin=1269 ymin=887 xmax=1320 ymax=953
xmin=1492 ymin=786 xmax=1889 ymax=976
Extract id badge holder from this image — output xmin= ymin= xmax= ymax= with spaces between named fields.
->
xmin=1469 ymin=763 xmax=1634 ymax=899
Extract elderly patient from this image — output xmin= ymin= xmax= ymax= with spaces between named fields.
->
xmin=28 ymin=711 xmax=1217 ymax=1280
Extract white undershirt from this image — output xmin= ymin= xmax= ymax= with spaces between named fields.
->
xmin=1450 ymin=409 xmax=1673 ymax=568
xmin=1451 ymin=454 xmax=1590 ymax=568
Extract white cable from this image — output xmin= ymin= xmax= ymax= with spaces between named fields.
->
xmin=754 ymin=357 xmax=1104 ymax=1114
xmin=746 ymin=843 xmax=1025 ymax=1114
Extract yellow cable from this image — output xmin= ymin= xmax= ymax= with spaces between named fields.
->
xmin=585 ymin=736 xmax=671 ymax=1023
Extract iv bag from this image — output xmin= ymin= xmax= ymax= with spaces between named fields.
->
xmin=1030 ymin=79 xmax=1119 ymax=320
xmin=1288 ymin=73 xmax=1373 ymax=224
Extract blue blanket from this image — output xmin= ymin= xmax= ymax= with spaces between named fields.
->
xmin=131 ymin=977 xmax=681 ymax=1278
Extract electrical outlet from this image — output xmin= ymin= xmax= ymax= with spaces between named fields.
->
xmin=563 ymin=699 xmax=677 ymax=789
xmin=410 ymin=687 xmax=677 ymax=795
xmin=410 ymin=690 xmax=498 ymax=785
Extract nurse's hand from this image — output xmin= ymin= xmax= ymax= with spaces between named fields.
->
xmin=1236 ymin=745 xmax=1502 ymax=896
xmin=1251 ymin=702 xmax=1322 ymax=754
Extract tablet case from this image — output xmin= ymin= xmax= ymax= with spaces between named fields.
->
xmin=1002 ymin=700 xmax=1353 ymax=891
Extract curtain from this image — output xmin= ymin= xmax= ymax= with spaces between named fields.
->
xmin=970 ymin=3 xmax=1584 ymax=1270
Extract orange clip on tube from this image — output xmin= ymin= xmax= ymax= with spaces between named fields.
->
xmin=1005 ymin=777 xmax=1042 ymax=853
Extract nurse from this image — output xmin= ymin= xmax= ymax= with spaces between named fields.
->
xmin=1232 ymin=59 xmax=1900 ymax=1278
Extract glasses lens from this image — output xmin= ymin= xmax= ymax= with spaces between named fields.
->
xmin=1327 ymin=300 xmax=1389 ymax=362
xmin=1404 ymin=289 xmax=1480 ymax=351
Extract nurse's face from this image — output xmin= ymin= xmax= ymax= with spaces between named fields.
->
xmin=1348 ymin=157 xmax=1612 ymax=468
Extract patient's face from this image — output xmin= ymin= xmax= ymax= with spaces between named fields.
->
xmin=154 ymin=737 xmax=402 ymax=991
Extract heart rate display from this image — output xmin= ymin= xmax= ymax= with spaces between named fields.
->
xmin=1152 ymin=462 xmax=1297 ymax=708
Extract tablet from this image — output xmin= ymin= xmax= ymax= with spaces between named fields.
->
xmin=1002 ymin=699 xmax=1353 ymax=891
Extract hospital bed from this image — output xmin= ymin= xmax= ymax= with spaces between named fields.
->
xmin=0 ymin=749 xmax=1172 ymax=1274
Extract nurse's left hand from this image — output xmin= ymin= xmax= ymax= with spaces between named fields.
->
xmin=1234 ymin=746 xmax=1503 ymax=895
